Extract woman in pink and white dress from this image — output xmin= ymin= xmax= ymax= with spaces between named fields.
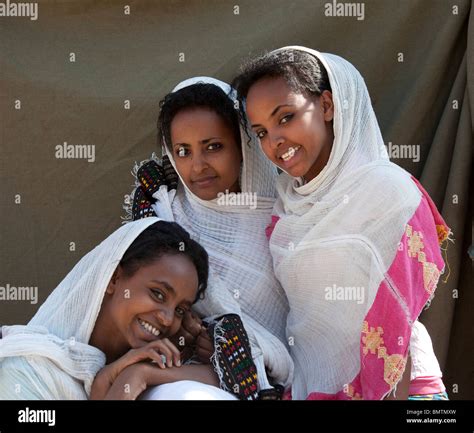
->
xmin=232 ymin=46 xmax=450 ymax=400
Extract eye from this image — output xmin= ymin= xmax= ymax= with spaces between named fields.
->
xmin=256 ymin=130 xmax=267 ymax=139
xmin=176 ymin=146 xmax=189 ymax=158
xmin=175 ymin=306 xmax=186 ymax=317
xmin=151 ymin=289 xmax=165 ymax=302
xmin=207 ymin=142 xmax=222 ymax=151
xmin=280 ymin=114 xmax=293 ymax=124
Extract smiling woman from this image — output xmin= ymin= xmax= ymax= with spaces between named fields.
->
xmin=0 ymin=218 xmax=226 ymax=400
xmin=232 ymin=46 xmax=450 ymax=400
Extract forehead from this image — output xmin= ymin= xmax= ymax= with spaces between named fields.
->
xmin=170 ymin=107 xmax=234 ymax=141
xmin=131 ymin=255 xmax=198 ymax=302
xmin=245 ymin=76 xmax=305 ymax=118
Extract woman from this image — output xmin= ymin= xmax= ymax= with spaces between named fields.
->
xmin=232 ymin=46 xmax=450 ymax=400
xmin=123 ymin=77 xmax=293 ymax=398
xmin=0 ymin=218 xmax=235 ymax=399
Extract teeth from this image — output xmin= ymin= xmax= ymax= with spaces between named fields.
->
xmin=139 ymin=319 xmax=160 ymax=337
xmin=281 ymin=146 xmax=300 ymax=162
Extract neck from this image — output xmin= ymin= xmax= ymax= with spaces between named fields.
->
xmin=303 ymin=136 xmax=334 ymax=183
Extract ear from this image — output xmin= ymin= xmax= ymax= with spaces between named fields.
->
xmin=321 ymin=90 xmax=334 ymax=122
xmin=106 ymin=266 xmax=121 ymax=295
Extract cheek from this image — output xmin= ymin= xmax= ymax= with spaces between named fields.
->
xmin=215 ymin=148 xmax=241 ymax=178
xmin=260 ymin=139 xmax=275 ymax=161
xmin=173 ymin=159 xmax=191 ymax=184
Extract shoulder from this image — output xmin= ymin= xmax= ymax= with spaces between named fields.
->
xmin=351 ymin=162 xmax=421 ymax=210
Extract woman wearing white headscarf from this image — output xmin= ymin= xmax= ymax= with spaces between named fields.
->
xmin=233 ymin=46 xmax=450 ymax=400
xmin=0 ymin=218 xmax=236 ymax=399
xmin=123 ymin=77 xmax=293 ymax=398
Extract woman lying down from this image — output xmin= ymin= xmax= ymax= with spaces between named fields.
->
xmin=0 ymin=218 xmax=236 ymax=400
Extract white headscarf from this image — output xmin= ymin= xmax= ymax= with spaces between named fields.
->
xmin=267 ymin=47 xmax=444 ymax=399
xmin=0 ymin=217 xmax=161 ymax=399
xmin=132 ymin=77 xmax=294 ymax=390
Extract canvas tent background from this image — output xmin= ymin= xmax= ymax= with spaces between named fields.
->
xmin=0 ymin=0 xmax=472 ymax=398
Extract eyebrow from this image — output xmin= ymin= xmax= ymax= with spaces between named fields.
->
xmin=150 ymin=280 xmax=193 ymax=306
xmin=150 ymin=280 xmax=176 ymax=294
xmin=173 ymin=137 xmax=222 ymax=147
xmin=251 ymin=104 xmax=295 ymax=128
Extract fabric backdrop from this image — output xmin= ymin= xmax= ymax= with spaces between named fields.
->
xmin=0 ymin=0 xmax=472 ymax=399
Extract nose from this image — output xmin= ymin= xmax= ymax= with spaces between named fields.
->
xmin=190 ymin=150 xmax=209 ymax=174
xmin=156 ymin=308 xmax=174 ymax=328
xmin=268 ymin=131 xmax=285 ymax=150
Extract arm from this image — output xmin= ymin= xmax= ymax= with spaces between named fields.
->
xmin=103 ymin=363 xmax=219 ymax=400
xmin=90 ymin=339 xmax=181 ymax=400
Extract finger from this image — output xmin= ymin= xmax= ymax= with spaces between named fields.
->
xmin=199 ymin=328 xmax=212 ymax=341
xmin=196 ymin=347 xmax=213 ymax=364
xmin=182 ymin=312 xmax=202 ymax=337
xmin=146 ymin=348 xmax=167 ymax=369
xmin=177 ymin=328 xmax=196 ymax=347
xmin=184 ymin=310 xmax=202 ymax=326
xmin=196 ymin=334 xmax=214 ymax=352
xmin=160 ymin=338 xmax=182 ymax=367
xmin=146 ymin=340 xmax=174 ymax=368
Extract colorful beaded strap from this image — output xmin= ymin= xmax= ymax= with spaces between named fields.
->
xmin=206 ymin=314 xmax=259 ymax=401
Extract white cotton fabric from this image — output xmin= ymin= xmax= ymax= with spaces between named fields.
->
xmin=140 ymin=380 xmax=237 ymax=400
xmin=266 ymin=46 xmax=441 ymax=399
xmin=410 ymin=321 xmax=443 ymax=380
xmin=0 ymin=217 xmax=161 ymax=399
xmin=144 ymin=77 xmax=294 ymax=391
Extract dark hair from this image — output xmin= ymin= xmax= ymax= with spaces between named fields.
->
xmin=231 ymin=49 xmax=332 ymax=130
xmin=157 ymin=83 xmax=241 ymax=152
xmin=120 ymin=221 xmax=209 ymax=302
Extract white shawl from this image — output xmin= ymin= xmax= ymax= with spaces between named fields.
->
xmin=267 ymin=47 xmax=443 ymax=399
xmin=0 ymin=217 xmax=161 ymax=399
xmin=127 ymin=77 xmax=294 ymax=390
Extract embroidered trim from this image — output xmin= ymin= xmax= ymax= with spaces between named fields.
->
xmin=405 ymin=224 xmax=440 ymax=296
xmin=361 ymin=321 xmax=407 ymax=390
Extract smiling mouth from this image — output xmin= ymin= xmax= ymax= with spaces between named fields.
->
xmin=279 ymin=146 xmax=301 ymax=162
xmin=138 ymin=318 xmax=161 ymax=337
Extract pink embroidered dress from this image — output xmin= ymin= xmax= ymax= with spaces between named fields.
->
xmin=264 ymin=47 xmax=450 ymax=400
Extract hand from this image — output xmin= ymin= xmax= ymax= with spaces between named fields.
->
xmin=170 ymin=310 xmax=203 ymax=360
xmin=90 ymin=339 xmax=180 ymax=400
xmin=195 ymin=327 xmax=214 ymax=364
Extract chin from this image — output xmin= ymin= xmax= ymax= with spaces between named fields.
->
xmin=193 ymin=190 xmax=219 ymax=201
xmin=285 ymin=166 xmax=308 ymax=179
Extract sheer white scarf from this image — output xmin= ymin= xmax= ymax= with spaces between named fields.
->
xmin=267 ymin=47 xmax=442 ymax=399
xmin=139 ymin=77 xmax=294 ymax=390
xmin=0 ymin=218 xmax=160 ymax=399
